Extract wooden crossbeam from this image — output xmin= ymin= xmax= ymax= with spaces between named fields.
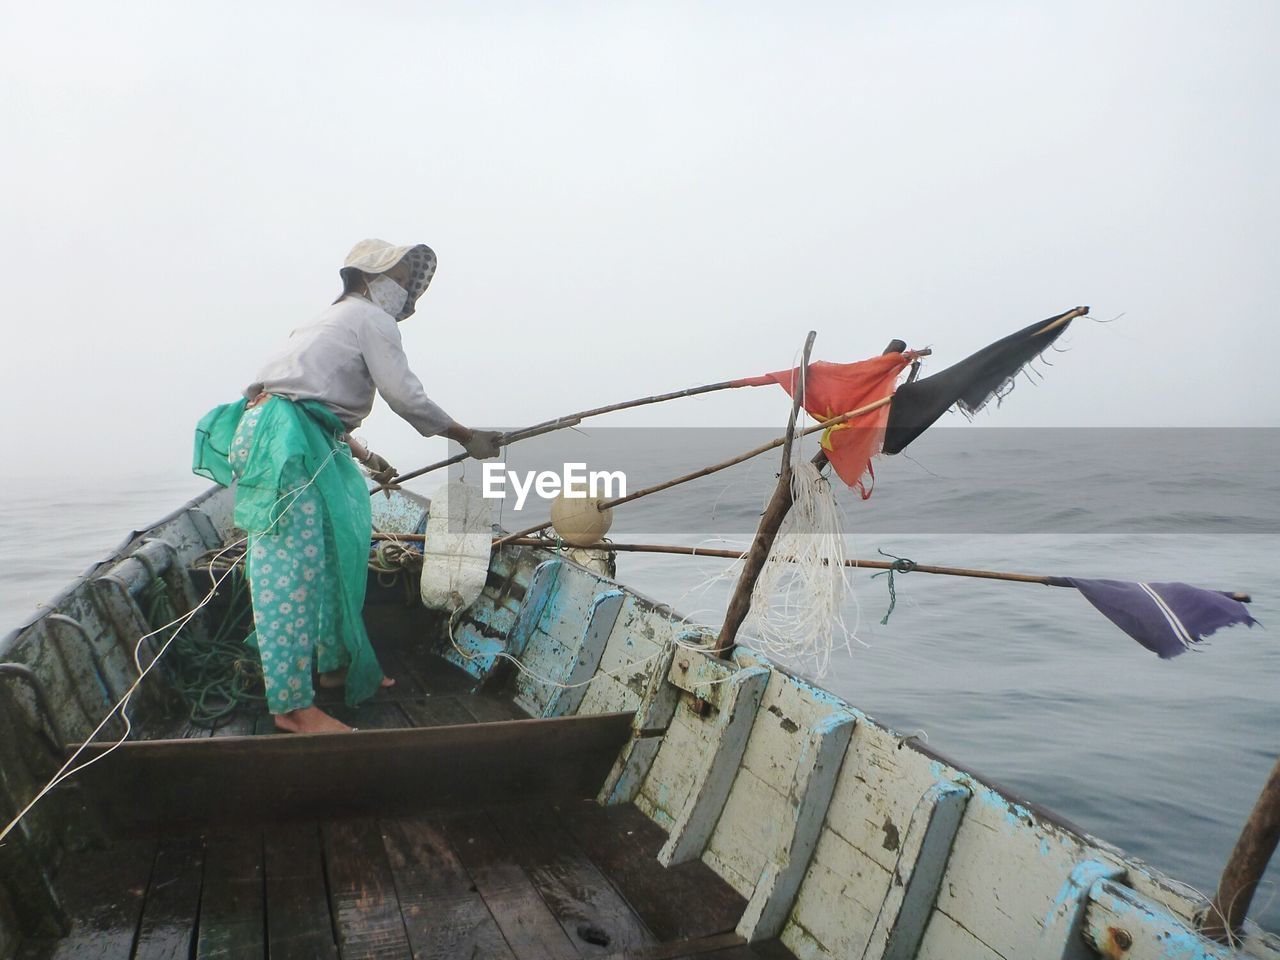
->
xmin=66 ymin=713 xmax=634 ymax=833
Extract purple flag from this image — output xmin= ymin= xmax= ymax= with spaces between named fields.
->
xmin=1048 ymin=578 xmax=1259 ymax=658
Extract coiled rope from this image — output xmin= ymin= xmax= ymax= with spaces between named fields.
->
xmin=0 ymin=443 xmax=342 ymax=846
xmin=140 ymin=570 xmax=263 ymax=728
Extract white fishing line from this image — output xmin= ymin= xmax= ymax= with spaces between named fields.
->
xmin=655 ymin=422 xmax=864 ymax=679
xmin=443 ymin=537 xmax=758 ymax=695
xmin=0 ymin=445 xmax=341 ymax=846
xmin=728 ymin=353 xmax=862 ymax=677
xmin=737 ymin=460 xmax=861 ymax=678
xmin=445 ymin=601 xmax=671 ymax=692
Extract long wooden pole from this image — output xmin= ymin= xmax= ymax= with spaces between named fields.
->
xmin=476 ymin=538 xmax=1253 ymax=601
xmin=1201 ymin=756 xmax=1280 ymax=943
xmin=376 ymin=342 xmax=935 ymax=495
xmin=379 ymin=378 xmax=750 ymax=491
xmin=494 ymin=538 xmax=1060 ymax=579
xmin=376 ymin=417 xmax=583 ymax=491
xmin=490 ymin=389 xmax=895 ymax=547
xmin=1035 ymin=305 xmax=1089 ymax=335
xmin=715 ymin=331 xmax=816 ymax=655
xmin=513 ymin=379 xmax=746 ymax=434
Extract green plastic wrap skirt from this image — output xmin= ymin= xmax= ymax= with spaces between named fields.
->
xmin=193 ymin=396 xmax=383 ymax=708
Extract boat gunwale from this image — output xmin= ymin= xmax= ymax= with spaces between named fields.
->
xmin=506 ymin=540 xmax=1106 ymax=842
xmin=508 ymin=537 xmax=1280 ymax=945
xmin=2 ymin=483 xmax=1277 ymax=953
xmin=0 ymin=486 xmax=1236 ymax=872
xmin=0 ymin=484 xmax=227 ymax=663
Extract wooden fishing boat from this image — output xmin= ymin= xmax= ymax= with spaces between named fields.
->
xmin=1 ymin=482 xmax=1276 ymax=960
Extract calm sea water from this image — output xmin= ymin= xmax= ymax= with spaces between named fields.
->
xmin=1 ymin=432 xmax=1277 ymax=930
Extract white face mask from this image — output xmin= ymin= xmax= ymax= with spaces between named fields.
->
xmin=365 ymin=274 xmax=408 ymax=318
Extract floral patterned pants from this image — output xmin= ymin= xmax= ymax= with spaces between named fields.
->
xmin=230 ymin=404 xmax=349 ymax=714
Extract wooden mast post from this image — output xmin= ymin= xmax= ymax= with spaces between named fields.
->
xmin=714 ymin=331 xmax=817 ymax=657
xmin=712 ymin=337 xmax=913 ymax=657
xmin=1200 ymin=755 xmax=1280 ymax=944
xmin=491 ymin=365 xmax=913 ymax=548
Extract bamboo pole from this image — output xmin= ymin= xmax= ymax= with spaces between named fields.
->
xmin=375 ymin=417 xmax=583 ymax=492
xmin=489 ymin=337 xmax=908 ymax=553
xmin=374 ymin=344 xmax=935 ymax=495
xmin=1035 ymin=304 xmax=1090 ymax=335
xmin=1201 ymin=756 xmax=1280 ymax=944
xmin=477 ymin=538 xmax=1253 ymax=602
xmin=490 ymin=391 xmax=896 ymax=547
xmin=513 ymin=379 xmax=747 ymax=434
xmin=377 ymin=378 xmax=752 ymax=492
xmin=715 ymin=330 xmax=816 ymax=655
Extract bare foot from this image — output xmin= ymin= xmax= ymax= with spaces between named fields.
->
xmin=318 ymin=670 xmax=396 ymax=690
xmin=273 ymin=705 xmax=354 ymax=734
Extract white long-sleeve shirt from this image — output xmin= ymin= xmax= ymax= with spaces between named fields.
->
xmin=245 ymin=296 xmax=452 ymax=436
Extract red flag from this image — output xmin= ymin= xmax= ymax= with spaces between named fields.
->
xmin=734 ymin=354 xmax=912 ymax=496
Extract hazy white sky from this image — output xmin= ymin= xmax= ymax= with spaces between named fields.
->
xmin=3 ymin=1 xmax=1276 ymax=483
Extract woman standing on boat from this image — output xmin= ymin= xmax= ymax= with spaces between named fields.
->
xmin=193 ymin=240 xmax=501 ymax=734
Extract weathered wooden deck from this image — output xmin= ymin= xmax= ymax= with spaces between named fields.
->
xmin=18 ymin=802 xmax=797 ymax=960
xmin=20 ymin=647 xmax=797 ymax=959
xmin=155 ymin=641 xmax=525 ymax=740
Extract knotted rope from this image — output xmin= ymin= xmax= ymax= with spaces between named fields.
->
xmin=870 ymin=548 xmax=917 ymax=625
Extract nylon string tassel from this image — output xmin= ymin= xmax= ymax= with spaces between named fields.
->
xmin=736 ymin=459 xmax=859 ymax=678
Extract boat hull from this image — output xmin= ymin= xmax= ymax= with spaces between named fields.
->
xmin=0 ymin=483 xmax=1275 ymax=959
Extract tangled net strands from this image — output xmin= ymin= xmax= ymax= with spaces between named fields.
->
xmin=737 ymin=459 xmax=860 ymax=679
xmin=0 ymin=445 xmax=349 ymax=847
xmin=154 ymin=536 xmax=426 ymax=727
xmin=141 ymin=569 xmax=263 ymax=728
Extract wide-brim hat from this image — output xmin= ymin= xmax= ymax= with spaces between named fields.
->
xmin=339 ymin=239 xmax=437 ymax=318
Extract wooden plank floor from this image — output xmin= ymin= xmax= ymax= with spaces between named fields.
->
xmin=20 ymin=803 xmax=797 ymax=960
xmin=156 ymin=646 xmax=527 ymax=740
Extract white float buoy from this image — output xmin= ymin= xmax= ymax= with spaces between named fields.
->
xmin=550 ymin=490 xmax=613 ymax=547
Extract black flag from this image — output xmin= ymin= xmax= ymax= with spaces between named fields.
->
xmin=882 ymin=307 xmax=1084 ymax=455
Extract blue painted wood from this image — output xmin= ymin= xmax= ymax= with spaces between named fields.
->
xmin=598 ymin=643 xmax=682 ymax=806
xmin=514 ymin=566 xmax=614 ymax=715
xmin=659 ymin=664 xmax=770 ymax=866
xmin=445 ymin=558 xmax=561 ymax=681
xmin=737 ymin=710 xmax=857 ymax=942
xmin=541 ymin=590 xmax=625 ymax=718
xmin=441 ymin=621 xmax=506 ymax=681
xmin=506 ymin=559 xmax=563 ymax=658
xmin=861 ymin=779 xmax=971 ymax=960
xmin=1034 ymin=859 xmax=1127 ymax=960
xmin=1085 ymin=879 xmax=1238 ymax=960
